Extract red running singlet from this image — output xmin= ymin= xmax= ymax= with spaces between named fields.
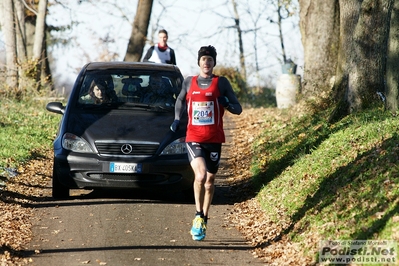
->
xmin=186 ymin=76 xmax=225 ymax=143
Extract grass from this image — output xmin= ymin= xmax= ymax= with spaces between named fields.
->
xmin=0 ymin=97 xmax=61 ymax=171
xmin=1 ymin=97 xmax=398 ymax=264
xmin=251 ymin=106 xmax=399 ymax=264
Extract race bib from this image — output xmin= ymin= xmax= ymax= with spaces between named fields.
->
xmin=192 ymin=101 xmax=215 ymax=125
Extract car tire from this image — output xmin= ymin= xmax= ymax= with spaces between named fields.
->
xmin=52 ymin=168 xmax=70 ymax=199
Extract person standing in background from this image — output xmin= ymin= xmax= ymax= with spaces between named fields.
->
xmin=143 ymin=29 xmax=176 ymax=65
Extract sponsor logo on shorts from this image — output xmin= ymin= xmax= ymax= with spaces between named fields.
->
xmin=210 ymin=152 xmax=219 ymax=161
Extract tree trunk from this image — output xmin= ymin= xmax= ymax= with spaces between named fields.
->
xmin=386 ymin=0 xmax=399 ymax=113
xmin=299 ymin=0 xmax=340 ymax=97
xmin=332 ymin=0 xmax=393 ymax=118
xmin=1 ymin=0 xmax=18 ymax=89
xmin=33 ymin=0 xmax=47 ymax=61
xmin=14 ymin=0 xmax=27 ymax=63
xmin=231 ymin=0 xmax=246 ymax=80
xmin=124 ymin=0 xmax=154 ymax=62
xmin=32 ymin=0 xmax=50 ymax=89
xmin=277 ymin=4 xmax=286 ymax=64
xmin=25 ymin=18 xmax=36 ymax=59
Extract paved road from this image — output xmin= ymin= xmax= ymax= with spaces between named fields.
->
xmin=24 ymin=116 xmax=264 ymax=266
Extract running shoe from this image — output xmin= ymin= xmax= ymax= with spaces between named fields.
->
xmin=190 ymin=215 xmax=206 ymax=241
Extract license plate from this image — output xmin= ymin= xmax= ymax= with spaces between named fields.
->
xmin=109 ymin=162 xmax=142 ymax=173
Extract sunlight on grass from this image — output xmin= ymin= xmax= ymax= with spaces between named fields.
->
xmin=251 ymin=107 xmax=399 ymax=264
xmin=0 ymin=98 xmax=60 ymax=169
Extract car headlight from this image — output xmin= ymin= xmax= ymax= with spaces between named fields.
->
xmin=160 ymin=137 xmax=187 ymax=155
xmin=62 ymin=133 xmax=94 ymax=153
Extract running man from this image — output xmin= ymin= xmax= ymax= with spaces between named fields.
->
xmin=170 ymin=45 xmax=242 ymax=241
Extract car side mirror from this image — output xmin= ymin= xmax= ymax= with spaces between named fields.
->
xmin=46 ymin=102 xmax=65 ymax=115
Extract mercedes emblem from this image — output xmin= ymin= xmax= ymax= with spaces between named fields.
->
xmin=121 ymin=144 xmax=133 ymax=154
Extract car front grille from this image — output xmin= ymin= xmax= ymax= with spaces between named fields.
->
xmin=95 ymin=142 xmax=159 ymax=156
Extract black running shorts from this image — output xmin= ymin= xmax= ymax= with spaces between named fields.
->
xmin=186 ymin=142 xmax=222 ymax=174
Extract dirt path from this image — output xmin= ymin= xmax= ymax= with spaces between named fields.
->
xmin=21 ymin=114 xmax=265 ymax=265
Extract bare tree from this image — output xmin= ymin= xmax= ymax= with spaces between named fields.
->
xmin=1 ymin=0 xmax=18 ymax=89
xmin=231 ymin=0 xmax=246 ymax=80
xmin=32 ymin=0 xmax=50 ymax=88
xmin=14 ymin=0 xmax=27 ymax=63
xmin=33 ymin=0 xmax=47 ymax=61
xmin=0 ymin=0 xmax=51 ymax=92
xmin=264 ymin=0 xmax=298 ymax=65
xmin=275 ymin=0 xmax=290 ymax=63
xmin=124 ymin=0 xmax=154 ymax=62
xmin=240 ymin=0 xmax=268 ymax=91
xmin=146 ymin=1 xmax=169 ymax=46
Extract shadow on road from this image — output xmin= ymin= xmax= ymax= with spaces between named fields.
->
xmin=26 ymin=179 xmax=236 ymax=209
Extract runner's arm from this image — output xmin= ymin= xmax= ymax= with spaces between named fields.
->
xmin=174 ymin=77 xmax=191 ymax=120
xmin=218 ymin=77 xmax=242 ymax=115
xmin=142 ymin=46 xmax=155 ymax=62
xmin=169 ymin=48 xmax=177 ymax=65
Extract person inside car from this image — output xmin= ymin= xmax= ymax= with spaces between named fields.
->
xmin=81 ymin=78 xmax=117 ymax=104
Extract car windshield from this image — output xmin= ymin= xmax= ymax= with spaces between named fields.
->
xmin=77 ymin=70 xmax=180 ymax=110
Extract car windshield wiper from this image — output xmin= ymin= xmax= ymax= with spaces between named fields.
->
xmin=117 ymin=103 xmax=174 ymax=112
xmin=80 ymin=104 xmax=106 ymax=109
xmin=151 ymin=104 xmax=174 ymax=112
xmin=79 ymin=103 xmax=116 ymax=109
xmin=123 ymin=103 xmax=152 ymax=109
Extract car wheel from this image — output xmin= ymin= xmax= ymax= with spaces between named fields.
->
xmin=52 ymin=168 xmax=70 ymax=199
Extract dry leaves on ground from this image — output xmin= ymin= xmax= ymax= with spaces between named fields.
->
xmin=0 ymin=149 xmax=52 ymax=265
xmin=225 ymin=108 xmax=315 ymax=265
xmin=0 ymin=107 xmax=315 ymax=265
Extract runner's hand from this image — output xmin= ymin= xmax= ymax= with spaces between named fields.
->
xmin=170 ymin=120 xmax=180 ymax=132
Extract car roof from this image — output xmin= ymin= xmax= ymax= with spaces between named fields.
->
xmin=84 ymin=61 xmax=181 ymax=72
